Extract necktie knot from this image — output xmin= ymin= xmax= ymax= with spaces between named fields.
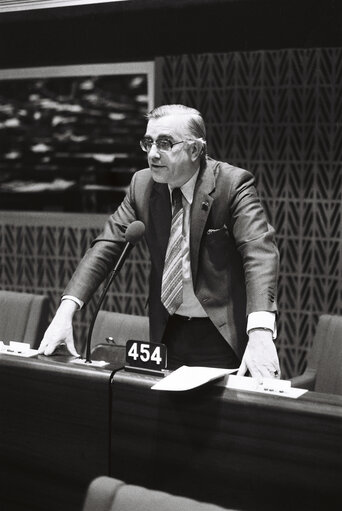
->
xmin=172 ymin=188 xmax=182 ymax=211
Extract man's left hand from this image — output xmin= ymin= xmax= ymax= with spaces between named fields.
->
xmin=237 ymin=329 xmax=281 ymax=380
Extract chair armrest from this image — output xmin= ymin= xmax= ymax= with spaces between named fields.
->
xmin=83 ymin=476 xmax=124 ymax=511
xmin=291 ymin=369 xmax=316 ymax=390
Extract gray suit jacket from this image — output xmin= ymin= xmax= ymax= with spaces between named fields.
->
xmin=64 ymin=157 xmax=279 ymax=358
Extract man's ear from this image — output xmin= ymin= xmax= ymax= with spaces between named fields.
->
xmin=189 ymin=140 xmax=202 ymax=161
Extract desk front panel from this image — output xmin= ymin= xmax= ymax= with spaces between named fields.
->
xmin=0 ymin=355 xmax=113 ymax=511
xmin=110 ymin=371 xmax=342 ymax=511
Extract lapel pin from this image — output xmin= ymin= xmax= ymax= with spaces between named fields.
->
xmin=201 ymin=201 xmax=209 ymax=211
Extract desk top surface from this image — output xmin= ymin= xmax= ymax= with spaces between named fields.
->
xmin=112 ymin=367 xmax=342 ymax=418
xmin=1 ymin=353 xmax=341 ymax=416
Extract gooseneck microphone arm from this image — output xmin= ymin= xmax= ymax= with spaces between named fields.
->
xmin=84 ymin=221 xmax=145 ymax=363
xmin=84 ymin=243 xmax=131 ymax=363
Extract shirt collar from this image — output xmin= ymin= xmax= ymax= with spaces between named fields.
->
xmin=168 ymin=167 xmax=200 ymax=205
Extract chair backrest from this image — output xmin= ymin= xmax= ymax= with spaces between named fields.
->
xmin=91 ymin=310 xmax=149 ymax=352
xmin=307 ymin=314 xmax=342 ymax=394
xmin=82 ymin=476 xmax=235 ymax=511
xmin=0 ymin=290 xmax=49 ymax=348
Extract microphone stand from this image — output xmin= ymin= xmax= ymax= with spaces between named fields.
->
xmin=84 ymin=243 xmax=133 ymax=364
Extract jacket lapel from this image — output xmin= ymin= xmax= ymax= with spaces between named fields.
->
xmin=190 ymin=158 xmax=217 ymax=284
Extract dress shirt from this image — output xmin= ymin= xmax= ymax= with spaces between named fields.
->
xmin=62 ymin=295 xmax=84 ymax=309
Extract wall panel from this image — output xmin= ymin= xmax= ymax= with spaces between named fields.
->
xmin=158 ymin=47 xmax=342 ymax=377
xmin=0 ymin=212 xmax=149 ymax=354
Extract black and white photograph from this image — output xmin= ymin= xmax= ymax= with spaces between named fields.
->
xmin=0 ymin=1 xmax=341 ymax=511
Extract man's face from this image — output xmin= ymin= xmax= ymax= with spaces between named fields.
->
xmin=143 ymin=114 xmax=197 ymax=188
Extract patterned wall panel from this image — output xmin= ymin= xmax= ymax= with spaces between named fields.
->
xmin=158 ymin=47 xmax=342 ymax=377
xmin=0 ymin=212 xmax=149 ymax=354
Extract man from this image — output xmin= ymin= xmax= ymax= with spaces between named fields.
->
xmin=39 ymin=104 xmax=280 ymax=379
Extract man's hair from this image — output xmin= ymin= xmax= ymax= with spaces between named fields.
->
xmin=146 ymin=104 xmax=207 ymax=162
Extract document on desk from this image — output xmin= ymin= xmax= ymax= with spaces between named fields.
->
xmin=219 ymin=375 xmax=308 ymax=399
xmin=151 ymin=365 xmax=238 ymax=391
xmin=0 ymin=341 xmax=38 ymax=358
xmin=71 ymin=358 xmax=109 ymax=367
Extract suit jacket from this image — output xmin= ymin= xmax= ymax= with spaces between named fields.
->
xmin=64 ymin=157 xmax=279 ymax=359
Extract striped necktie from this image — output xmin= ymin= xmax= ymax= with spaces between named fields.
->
xmin=161 ymin=188 xmax=184 ymax=315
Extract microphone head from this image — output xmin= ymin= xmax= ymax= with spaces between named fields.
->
xmin=125 ymin=221 xmax=145 ymax=245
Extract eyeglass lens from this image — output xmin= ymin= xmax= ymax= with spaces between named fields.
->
xmin=140 ymin=138 xmax=173 ymax=152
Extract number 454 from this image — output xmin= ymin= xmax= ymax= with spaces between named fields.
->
xmin=127 ymin=342 xmax=163 ymax=365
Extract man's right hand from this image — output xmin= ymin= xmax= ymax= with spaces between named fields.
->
xmin=38 ymin=299 xmax=79 ymax=357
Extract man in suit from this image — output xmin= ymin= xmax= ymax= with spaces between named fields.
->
xmin=39 ymin=104 xmax=280 ymax=379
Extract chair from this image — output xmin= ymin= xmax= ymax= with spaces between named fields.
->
xmin=90 ymin=311 xmax=149 ymax=365
xmin=291 ymin=314 xmax=342 ymax=395
xmin=82 ymin=476 xmax=235 ymax=511
xmin=0 ymin=290 xmax=49 ymax=349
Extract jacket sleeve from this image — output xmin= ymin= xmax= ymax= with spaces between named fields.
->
xmin=228 ymin=168 xmax=279 ymax=315
xmin=63 ymin=173 xmax=139 ymax=304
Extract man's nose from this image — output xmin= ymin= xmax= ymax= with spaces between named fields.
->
xmin=149 ymin=142 xmax=160 ymax=158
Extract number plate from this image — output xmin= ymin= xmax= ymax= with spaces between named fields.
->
xmin=126 ymin=340 xmax=167 ymax=371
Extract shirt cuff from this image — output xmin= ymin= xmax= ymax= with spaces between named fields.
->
xmin=62 ymin=295 xmax=84 ymax=309
xmin=247 ymin=311 xmax=277 ymax=339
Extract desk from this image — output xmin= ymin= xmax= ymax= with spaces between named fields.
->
xmin=1 ymin=356 xmax=341 ymax=511
xmin=110 ymin=370 xmax=342 ymax=511
xmin=0 ymin=354 xmax=115 ymax=511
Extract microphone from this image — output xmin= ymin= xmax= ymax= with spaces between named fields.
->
xmin=111 ymin=220 xmax=145 ymax=273
xmin=84 ymin=221 xmax=145 ymax=363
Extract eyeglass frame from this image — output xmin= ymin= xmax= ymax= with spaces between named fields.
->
xmin=140 ymin=137 xmax=195 ymax=153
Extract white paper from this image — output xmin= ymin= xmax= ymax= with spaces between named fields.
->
xmin=0 ymin=341 xmax=38 ymax=358
xmin=219 ymin=374 xmax=308 ymax=399
xmin=151 ymin=365 xmax=238 ymax=391
xmin=280 ymin=387 xmax=308 ymax=398
xmin=71 ymin=358 xmax=109 ymax=367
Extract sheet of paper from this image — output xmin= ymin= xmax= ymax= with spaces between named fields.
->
xmin=280 ymin=387 xmax=308 ymax=398
xmin=218 ymin=374 xmax=308 ymax=399
xmin=151 ymin=365 xmax=238 ymax=391
xmin=71 ymin=358 xmax=109 ymax=367
xmin=0 ymin=341 xmax=38 ymax=358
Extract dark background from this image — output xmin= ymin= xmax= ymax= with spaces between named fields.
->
xmin=0 ymin=0 xmax=341 ymax=68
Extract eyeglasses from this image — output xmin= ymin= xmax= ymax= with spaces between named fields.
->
xmin=140 ymin=137 xmax=186 ymax=153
